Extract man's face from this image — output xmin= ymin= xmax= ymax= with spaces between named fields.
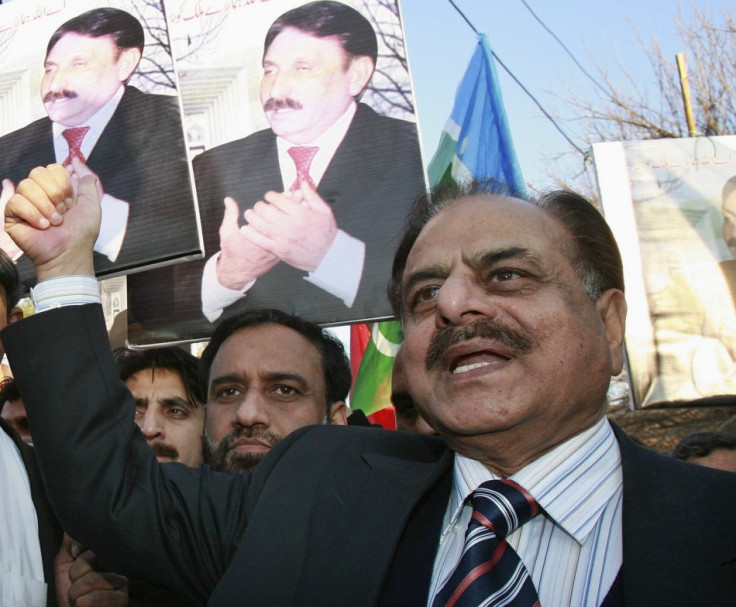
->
xmin=204 ymin=323 xmax=340 ymax=473
xmin=722 ymin=190 xmax=736 ymax=258
xmin=127 ymin=368 xmax=205 ymax=468
xmin=41 ymin=33 xmax=137 ymax=126
xmin=399 ymin=195 xmax=626 ymax=471
xmin=1 ymin=398 xmax=31 ymax=444
xmin=260 ymin=27 xmax=370 ymax=144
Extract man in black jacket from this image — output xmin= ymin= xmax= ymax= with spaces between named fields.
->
xmin=5 ymin=168 xmax=736 ymax=606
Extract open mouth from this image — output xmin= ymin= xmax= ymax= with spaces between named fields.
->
xmin=450 ymin=350 xmax=511 ymax=374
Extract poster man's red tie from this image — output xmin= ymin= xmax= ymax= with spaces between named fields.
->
xmin=432 ymin=479 xmax=542 ymax=607
xmin=61 ymin=127 xmax=90 ymax=167
xmin=288 ymin=145 xmax=319 ymax=191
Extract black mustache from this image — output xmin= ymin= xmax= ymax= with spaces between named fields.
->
xmin=150 ymin=441 xmax=179 ymax=460
xmin=425 ymin=318 xmax=535 ymax=371
xmin=43 ymin=90 xmax=77 ymax=103
xmin=220 ymin=426 xmax=280 ymax=449
xmin=262 ymin=97 xmax=302 ymax=112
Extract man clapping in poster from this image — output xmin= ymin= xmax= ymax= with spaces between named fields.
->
xmin=194 ymin=0 xmax=425 ymax=324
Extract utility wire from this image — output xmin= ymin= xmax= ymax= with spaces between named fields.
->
xmin=518 ymin=0 xmax=609 ymax=96
xmin=448 ymin=0 xmax=478 ymax=35
xmin=491 ymin=51 xmax=587 ymax=157
xmin=447 ymin=0 xmax=588 ymax=158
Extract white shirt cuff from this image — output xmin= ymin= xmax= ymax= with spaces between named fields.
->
xmin=30 ymin=276 xmax=100 ymax=313
xmin=304 ymin=229 xmax=364 ymax=307
xmin=93 ymin=193 xmax=129 ymax=262
xmin=201 ymin=253 xmax=255 ymax=323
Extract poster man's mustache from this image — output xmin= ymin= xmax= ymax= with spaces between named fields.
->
xmin=263 ymin=97 xmax=302 ymax=112
xmin=43 ymin=90 xmax=77 ymax=103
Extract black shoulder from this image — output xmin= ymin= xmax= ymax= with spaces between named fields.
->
xmin=192 ymin=128 xmax=274 ymax=170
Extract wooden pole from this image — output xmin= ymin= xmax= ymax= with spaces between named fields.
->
xmin=676 ymin=53 xmax=698 ymax=137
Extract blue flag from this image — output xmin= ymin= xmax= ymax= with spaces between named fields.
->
xmin=351 ymin=33 xmax=525 ymax=423
xmin=428 ymin=33 xmax=525 ymax=191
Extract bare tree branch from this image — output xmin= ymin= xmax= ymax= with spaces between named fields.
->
xmin=547 ymin=5 xmax=736 ymax=198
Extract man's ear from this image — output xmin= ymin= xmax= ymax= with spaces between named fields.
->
xmin=329 ymin=400 xmax=348 ymax=426
xmin=596 ymin=288 xmax=627 ymax=375
xmin=7 ymin=306 xmax=23 ymax=325
xmin=117 ymin=48 xmax=142 ymax=82
xmin=347 ymin=56 xmax=375 ymax=97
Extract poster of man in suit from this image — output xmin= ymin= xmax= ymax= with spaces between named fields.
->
xmin=127 ymin=0 xmax=426 ymax=345
xmin=593 ymin=135 xmax=736 ymax=407
xmin=0 ymin=0 xmax=201 ymax=288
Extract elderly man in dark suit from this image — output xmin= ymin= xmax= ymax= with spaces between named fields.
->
xmin=0 ymin=7 xmax=197 ymax=279
xmin=5 ymin=168 xmax=736 ymax=605
xmin=193 ymin=0 xmax=425 ymax=326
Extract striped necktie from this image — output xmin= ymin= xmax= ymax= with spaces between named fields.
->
xmin=432 ymin=479 xmax=541 ymax=607
xmin=287 ymin=145 xmax=318 ymax=191
xmin=61 ymin=126 xmax=90 ymax=167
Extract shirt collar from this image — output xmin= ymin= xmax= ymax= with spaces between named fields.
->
xmin=448 ymin=418 xmax=622 ymax=544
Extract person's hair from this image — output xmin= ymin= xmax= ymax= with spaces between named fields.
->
xmin=388 ymin=178 xmax=625 ymax=318
xmin=0 ymin=250 xmax=22 ymax=314
xmin=722 ymin=175 xmax=736 ymax=205
xmin=46 ymin=7 xmax=144 ymax=58
xmin=671 ymin=430 xmax=736 ymax=461
xmin=0 ymin=376 xmax=20 ymax=406
xmin=264 ymin=0 xmax=378 ymax=68
xmin=114 ymin=346 xmax=204 ymax=408
xmin=200 ymin=308 xmax=352 ymax=416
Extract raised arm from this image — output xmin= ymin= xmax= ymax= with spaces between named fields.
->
xmin=2 ymin=165 xmax=250 ymax=603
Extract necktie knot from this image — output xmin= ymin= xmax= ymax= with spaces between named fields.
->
xmin=287 ymin=145 xmax=319 ymax=191
xmin=61 ymin=126 xmax=90 ymax=167
xmin=470 ymin=479 xmax=540 ymax=540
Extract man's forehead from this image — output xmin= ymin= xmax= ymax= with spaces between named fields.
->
xmin=218 ymin=323 xmax=322 ymax=369
xmin=48 ymin=32 xmax=116 ymax=57
xmin=410 ymin=195 xmax=551 ymax=255
xmin=265 ymin=27 xmax=346 ymax=58
xmin=126 ymin=367 xmax=186 ymax=388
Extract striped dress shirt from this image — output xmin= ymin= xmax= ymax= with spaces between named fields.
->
xmin=429 ymin=418 xmax=623 ymax=607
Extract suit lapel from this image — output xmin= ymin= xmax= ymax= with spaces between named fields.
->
xmin=209 ymin=430 xmax=451 ymax=606
xmin=378 ymin=459 xmax=452 ymax=606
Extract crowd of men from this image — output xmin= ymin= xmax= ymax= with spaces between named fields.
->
xmin=1 ymin=164 xmax=735 ymax=606
xmin=0 ymin=2 xmax=735 ymax=607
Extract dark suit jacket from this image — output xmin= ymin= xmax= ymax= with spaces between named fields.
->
xmin=5 ymin=304 xmax=736 ymax=606
xmin=0 ymin=418 xmax=62 ymax=607
xmin=127 ymin=103 xmax=425 ymax=344
xmin=0 ymin=85 xmax=200 ymax=285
